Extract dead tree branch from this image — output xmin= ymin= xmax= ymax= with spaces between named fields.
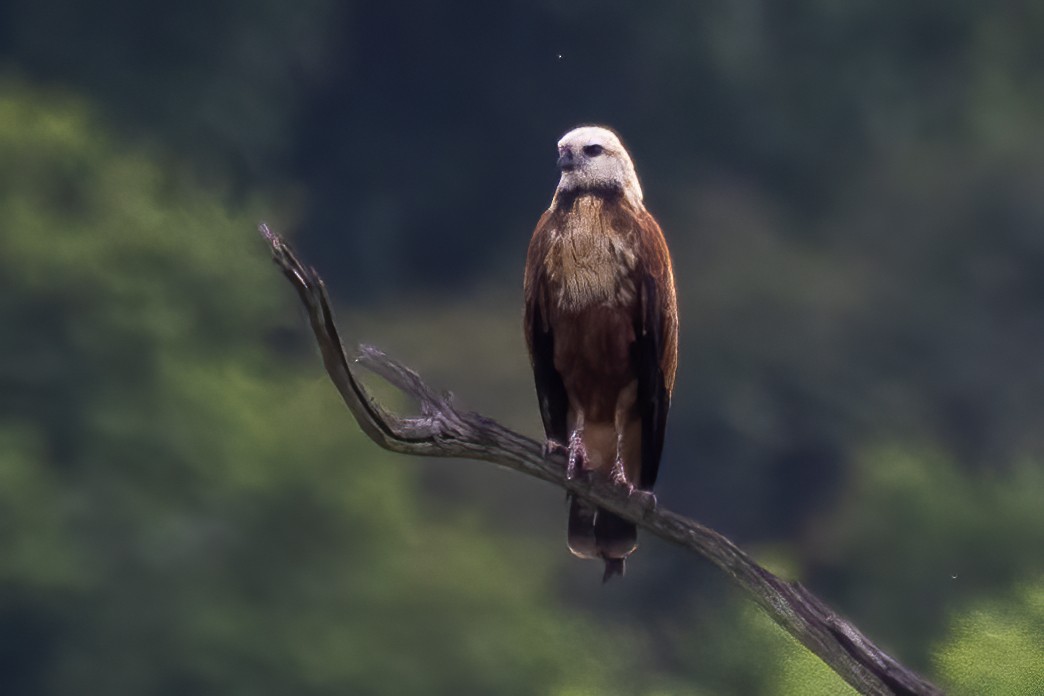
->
xmin=258 ymin=223 xmax=943 ymax=696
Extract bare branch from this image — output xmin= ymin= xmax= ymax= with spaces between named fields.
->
xmin=259 ymin=223 xmax=943 ymax=696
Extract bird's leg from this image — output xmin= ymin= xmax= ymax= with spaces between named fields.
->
xmin=609 ymin=433 xmax=633 ymax=491
xmin=565 ymin=412 xmax=586 ymax=481
xmin=610 ymin=426 xmax=656 ymax=510
xmin=609 ymin=412 xmax=633 ymax=492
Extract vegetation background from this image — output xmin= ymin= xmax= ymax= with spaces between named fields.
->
xmin=2 ymin=2 xmax=1043 ymax=694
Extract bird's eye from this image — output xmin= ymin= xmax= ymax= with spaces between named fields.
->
xmin=583 ymin=144 xmax=604 ymax=157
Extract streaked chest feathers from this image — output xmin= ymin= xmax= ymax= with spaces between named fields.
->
xmin=546 ymin=199 xmax=638 ymax=311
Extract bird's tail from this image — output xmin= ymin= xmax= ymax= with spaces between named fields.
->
xmin=567 ymin=495 xmax=637 ymax=582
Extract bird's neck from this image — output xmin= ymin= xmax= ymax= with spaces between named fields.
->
xmin=551 ymin=178 xmax=643 ymax=212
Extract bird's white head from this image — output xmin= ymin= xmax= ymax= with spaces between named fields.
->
xmin=553 ymin=125 xmax=643 ymax=208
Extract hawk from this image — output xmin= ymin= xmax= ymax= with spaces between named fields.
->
xmin=524 ymin=126 xmax=679 ymax=581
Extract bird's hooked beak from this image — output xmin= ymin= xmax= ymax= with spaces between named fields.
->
xmin=557 ymin=148 xmax=576 ymax=172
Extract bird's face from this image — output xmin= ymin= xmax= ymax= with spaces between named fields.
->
xmin=555 ymin=126 xmax=643 ymax=205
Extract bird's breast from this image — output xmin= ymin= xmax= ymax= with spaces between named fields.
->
xmin=545 ymin=212 xmax=638 ymax=312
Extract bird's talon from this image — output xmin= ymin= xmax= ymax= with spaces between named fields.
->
xmin=631 ymin=489 xmax=658 ymax=512
xmin=543 ymin=439 xmax=567 ymax=457
xmin=609 ymin=458 xmax=631 ymax=489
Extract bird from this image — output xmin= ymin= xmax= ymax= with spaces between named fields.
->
xmin=523 ymin=125 xmax=678 ymax=581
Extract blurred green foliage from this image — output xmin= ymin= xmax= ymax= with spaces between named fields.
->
xmin=935 ymin=581 xmax=1044 ymax=695
xmin=2 ymin=1 xmax=1043 ymax=693
xmin=808 ymin=447 xmax=1044 ymax=666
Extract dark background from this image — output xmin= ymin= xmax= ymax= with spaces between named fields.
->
xmin=2 ymin=2 xmax=1043 ymax=693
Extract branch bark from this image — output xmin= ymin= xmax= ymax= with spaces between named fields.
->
xmin=259 ymin=223 xmax=943 ymax=696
